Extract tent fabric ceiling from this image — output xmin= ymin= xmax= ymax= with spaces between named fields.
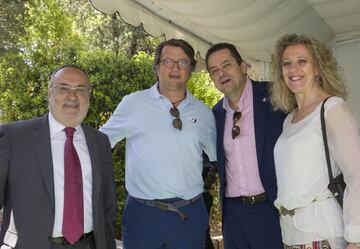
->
xmin=89 ymin=0 xmax=360 ymax=62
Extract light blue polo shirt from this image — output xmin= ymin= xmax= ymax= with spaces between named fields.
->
xmin=100 ymin=83 xmax=217 ymax=200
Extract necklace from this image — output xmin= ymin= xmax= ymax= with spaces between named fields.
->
xmin=171 ymin=95 xmax=186 ymax=106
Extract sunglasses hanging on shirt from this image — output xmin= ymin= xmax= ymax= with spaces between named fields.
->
xmin=170 ymin=106 xmax=182 ymax=131
xmin=169 ymin=94 xmax=186 ymax=131
xmin=232 ymin=111 xmax=242 ymax=139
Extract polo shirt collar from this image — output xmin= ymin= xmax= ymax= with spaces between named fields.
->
xmin=149 ymin=82 xmax=195 ymax=106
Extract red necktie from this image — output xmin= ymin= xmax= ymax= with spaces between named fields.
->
xmin=62 ymin=127 xmax=84 ymax=245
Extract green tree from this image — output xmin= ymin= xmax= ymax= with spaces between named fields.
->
xmin=0 ymin=0 xmax=26 ymax=56
xmin=0 ymin=0 xmax=223 ymax=239
xmin=59 ymin=0 xmax=163 ymax=57
xmin=0 ymin=0 xmax=84 ymax=122
xmin=187 ymin=71 xmax=223 ymax=107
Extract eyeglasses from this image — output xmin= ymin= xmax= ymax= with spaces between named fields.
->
xmin=51 ymin=84 xmax=91 ymax=97
xmin=161 ymin=58 xmax=190 ymax=69
xmin=232 ymin=111 xmax=242 ymax=139
xmin=170 ymin=106 xmax=182 ymax=130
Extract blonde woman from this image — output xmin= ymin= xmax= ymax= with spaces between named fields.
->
xmin=270 ymin=33 xmax=360 ymax=249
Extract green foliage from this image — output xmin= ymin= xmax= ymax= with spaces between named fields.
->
xmin=58 ymin=0 xmax=164 ymax=57
xmin=187 ymin=70 xmax=223 ymax=108
xmin=0 ymin=0 xmax=26 ymax=56
xmin=0 ymin=55 xmax=48 ymax=121
xmin=209 ymin=176 xmax=222 ymax=236
xmin=0 ymin=0 xmax=83 ymax=122
xmin=0 ymin=0 xmax=223 ymax=239
xmin=22 ymin=0 xmax=83 ymax=62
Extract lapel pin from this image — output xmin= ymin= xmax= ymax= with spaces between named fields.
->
xmin=262 ymin=97 xmax=266 ymax=102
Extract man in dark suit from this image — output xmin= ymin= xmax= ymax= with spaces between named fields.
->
xmin=205 ymin=43 xmax=285 ymax=249
xmin=0 ymin=65 xmax=117 ymax=249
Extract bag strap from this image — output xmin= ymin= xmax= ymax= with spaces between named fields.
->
xmin=320 ymin=96 xmax=337 ymax=194
xmin=1 ymin=209 xmax=18 ymax=249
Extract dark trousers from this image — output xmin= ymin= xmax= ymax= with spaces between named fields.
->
xmin=122 ymin=195 xmax=208 ymax=249
xmin=223 ymin=198 xmax=283 ymax=249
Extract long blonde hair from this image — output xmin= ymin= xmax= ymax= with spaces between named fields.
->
xmin=270 ymin=33 xmax=347 ymax=113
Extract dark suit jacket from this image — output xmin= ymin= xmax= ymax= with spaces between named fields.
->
xmin=0 ymin=114 xmax=117 ymax=249
xmin=212 ymin=80 xmax=285 ymax=210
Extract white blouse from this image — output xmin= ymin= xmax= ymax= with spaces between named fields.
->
xmin=274 ymin=96 xmax=360 ymax=246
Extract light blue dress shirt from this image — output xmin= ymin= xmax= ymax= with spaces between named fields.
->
xmin=100 ymin=83 xmax=217 ymax=200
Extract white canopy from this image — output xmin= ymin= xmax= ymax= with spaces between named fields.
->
xmin=89 ymin=0 xmax=360 ymax=62
xmin=89 ymin=0 xmax=360 ymax=126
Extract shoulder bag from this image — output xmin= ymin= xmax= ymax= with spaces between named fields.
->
xmin=321 ymin=96 xmax=346 ymax=208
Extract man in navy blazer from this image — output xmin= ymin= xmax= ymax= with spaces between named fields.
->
xmin=205 ymin=43 xmax=285 ymax=249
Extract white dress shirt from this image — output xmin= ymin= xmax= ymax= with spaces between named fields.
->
xmin=49 ymin=113 xmax=93 ymax=237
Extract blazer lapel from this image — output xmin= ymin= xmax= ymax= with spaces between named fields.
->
xmin=213 ymin=99 xmax=227 ymax=204
xmin=218 ymin=108 xmax=226 ymax=165
xmin=252 ymin=82 xmax=268 ymax=165
xmin=214 ymin=99 xmax=226 ymax=168
xmin=33 ymin=114 xmax=55 ymax=205
xmin=82 ymin=124 xmax=101 ymax=215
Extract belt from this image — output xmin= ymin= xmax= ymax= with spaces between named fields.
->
xmin=227 ymin=193 xmax=267 ymax=205
xmin=131 ymin=194 xmax=202 ymax=221
xmin=278 ymin=206 xmax=295 ymax=217
xmin=50 ymin=231 xmax=94 ymax=245
xmin=278 ymin=197 xmax=333 ymax=217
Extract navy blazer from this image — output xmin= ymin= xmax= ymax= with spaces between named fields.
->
xmin=213 ymin=80 xmax=285 ymax=209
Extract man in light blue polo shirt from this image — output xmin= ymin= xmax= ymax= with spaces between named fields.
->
xmin=100 ymin=39 xmax=217 ymax=249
